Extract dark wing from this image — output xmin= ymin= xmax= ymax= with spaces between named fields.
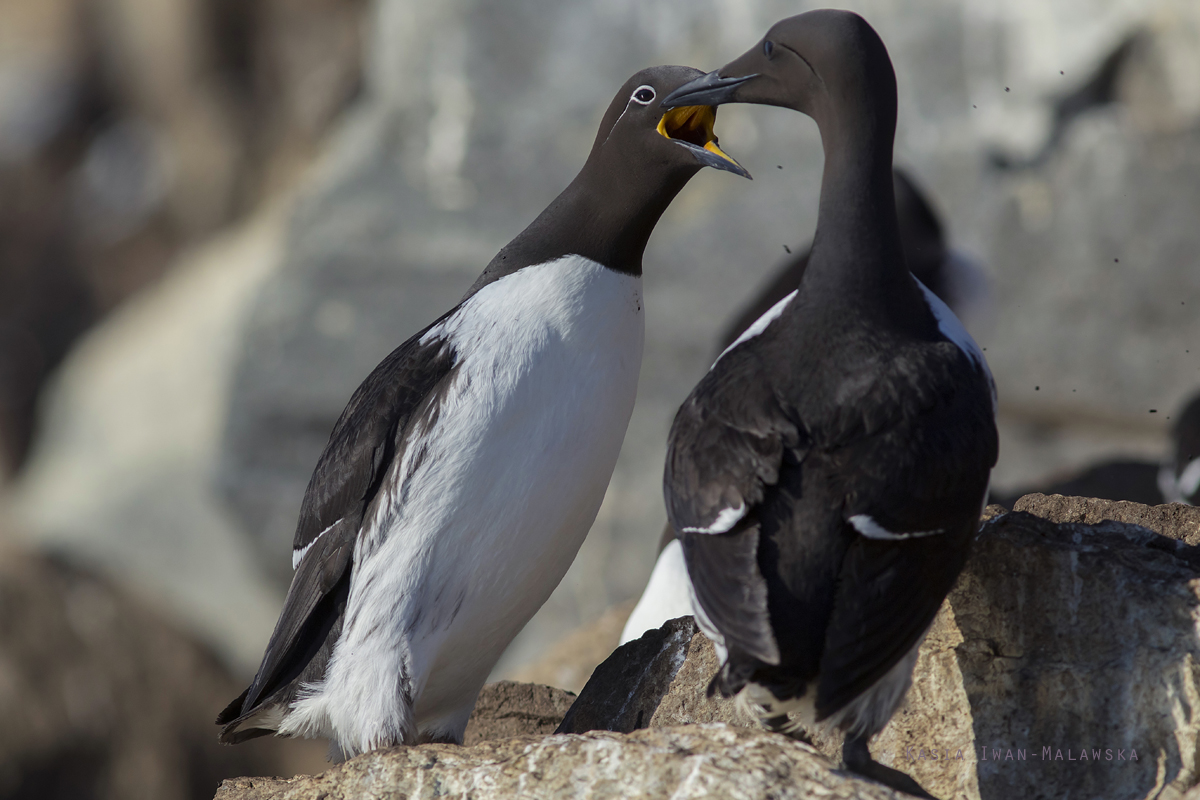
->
xmin=217 ymin=314 xmax=459 ymax=738
xmin=664 ymin=346 xmax=805 ymax=665
xmin=814 ymin=347 xmax=997 ymax=717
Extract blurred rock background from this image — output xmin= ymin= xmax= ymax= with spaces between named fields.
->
xmin=0 ymin=0 xmax=1197 ymax=794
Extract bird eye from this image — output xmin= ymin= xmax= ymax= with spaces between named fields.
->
xmin=632 ymin=85 xmax=656 ymax=105
xmin=763 ymin=40 xmax=774 ymax=57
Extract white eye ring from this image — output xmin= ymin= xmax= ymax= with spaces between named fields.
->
xmin=631 ymin=85 xmax=656 ymax=105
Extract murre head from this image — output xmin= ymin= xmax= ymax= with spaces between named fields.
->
xmin=471 ymin=65 xmax=750 ymax=288
xmin=662 ymin=11 xmax=897 ymax=151
xmin=587 ymin=65 xmax=750 ymax=181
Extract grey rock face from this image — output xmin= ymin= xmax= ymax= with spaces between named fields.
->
xmin=7 ymin=211 xmax=290 ymax=675
xmin=553 ymin=498 xmax=1200 ymax=800
xmin=943 ymin=506 xmax=1200 ymax=799
xmin=214 ymin=725 xmax=908 ymax=800
xmin=1013 ymin=491 xmax=1200 ymax=546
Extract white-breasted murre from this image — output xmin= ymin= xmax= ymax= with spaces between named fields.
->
xmin=216 ymin=64 xmax=748 ymax=758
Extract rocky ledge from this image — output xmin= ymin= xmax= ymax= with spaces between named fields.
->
xmin=215 ymin=725 xmax=906 ymax=800
xmin=215 ymin=494 xmax=1200 ymax=799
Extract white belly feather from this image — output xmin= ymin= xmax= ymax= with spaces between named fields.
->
xmin=281 ymin=255 xmax=644 ymax=754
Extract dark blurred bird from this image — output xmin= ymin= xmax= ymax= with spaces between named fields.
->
xmin=216 ymin=65 xmax=748 ymax=758
xmin=621 ymin=172 xmax=986 ymax=647
xmin=1161 ymin=395 xmax=1200 ymax=506
xmin=989 ymin=31 xmax=1142 ymax=171
xmin=660 ymin=11 xmax=998 ymax=798
xmin=989 ymin=392 xmax=1200 ymax=509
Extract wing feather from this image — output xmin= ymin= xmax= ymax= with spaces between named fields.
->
xmin=664 ymin=348 xmax=804 ymax=668
xmin=218 ymin=316 xmax=459 ymax=736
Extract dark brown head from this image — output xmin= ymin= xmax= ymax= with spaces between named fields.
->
xmin=585 ymin=65 xmax=750 ymax=182
xmin=465 ymin=66 xmax=749 ymax=291
xmin=662 ymin=11 xmax=897 ymax=151
xmin=665 ymin=13 xmax=922 ymax=327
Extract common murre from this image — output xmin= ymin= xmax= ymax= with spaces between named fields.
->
xmin=619 ymin=167 xmax=988 ymax=648
xmin=719 ymin=167 xmax=988 ymax=351
xmin=216 ymin=64 xmax=748 ymax=758
xmin=659 ymin=12 xmax=998 ymax=798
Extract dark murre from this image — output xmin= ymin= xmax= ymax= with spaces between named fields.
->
xmin=215 ymin=65 xmax=748 ymax=758
xmin=659 ymin=11 xmax=997 ymax=798
xmin=619 ymin=167 xmax=987 ymax=647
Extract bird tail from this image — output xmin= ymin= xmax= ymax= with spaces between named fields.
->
xmin=215 ymin=687 xmax=283 ymax=744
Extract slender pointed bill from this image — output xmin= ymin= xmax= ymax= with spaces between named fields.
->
xmin=658 ymin=105 xmax=751 ymax=179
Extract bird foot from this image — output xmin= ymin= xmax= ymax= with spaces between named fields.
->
xmin=763 ymin=713 xmax=791 ymax=733
xmin=761 ymin=713 xmax=815 ymax=745
xmin=843 ymin=734 xmax=937 ymax=799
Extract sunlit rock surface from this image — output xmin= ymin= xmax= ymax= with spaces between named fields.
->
xmin=215 ymin=725 xmax=907 ymax=800
xmin=557 ymin=498 xmax=1200 ymax=800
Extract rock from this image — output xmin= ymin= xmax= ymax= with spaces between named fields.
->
xmin=990 ymin=460 xmax=1166 ymax=509
xmin=214 ymin=724 xmax=908 ymax=800
xmin=0 ymin=0 xmax=367 ymax=478
xmin=0 ymin=544 xmax=327 ymax=800
xmin=941 ymin=508 xmax=1200 ymax=799
xmin=555 ymin=617 xmax=757 ymax=736
xmin=560 ymin=501 xmax=1200 ymax=800
xmin=505 ymin=600 xmax=633 ymax=693
xmin=1013 ymin=491 xmax=1200 ymax=545
xmin=462 ymin=681 xmax=576 ymax=746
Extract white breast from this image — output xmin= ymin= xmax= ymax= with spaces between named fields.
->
xmin=284 ymin=255 xmax=644 ymax=754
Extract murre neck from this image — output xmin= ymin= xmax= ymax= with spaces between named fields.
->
xmin=802 ymin=69 xmax=919 ymax=330
xmin=467 ymin=136 xmax=696 ymax=297
xmin=807 ymin=138 xmax=902 ymax=290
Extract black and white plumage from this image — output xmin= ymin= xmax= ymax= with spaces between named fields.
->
xmin=1161 ymin=395 xmax=1200 ymax=505
xmin=660 ymin=12 xmax=997 ymax=798
xmin=1160 ymin=391 xmax=1200 ymax=506
xmin=719 ymin=167 xmax=987 ymax=353
xmin=618 ymin=167 xmax=986 ymax=647
xmin=216 ymin=65 xmax=748 ymax=756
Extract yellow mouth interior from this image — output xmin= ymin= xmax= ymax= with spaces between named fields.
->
xmin=657 ymin=105 xmax=740 ymax=167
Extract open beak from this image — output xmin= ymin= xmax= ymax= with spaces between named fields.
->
xmin=657 ymin=104 xmax=751 ymax=179
xmin=662 ymin=70 xmax=758 ymax=109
